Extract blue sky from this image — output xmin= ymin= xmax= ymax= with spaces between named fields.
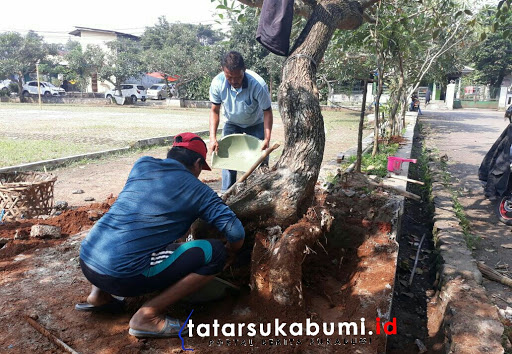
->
xmin=0 ymin=0 xmax=228 ymax=43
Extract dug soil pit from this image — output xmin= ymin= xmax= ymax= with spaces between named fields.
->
xmin=0 ymin=174 xmax=401 ymax=353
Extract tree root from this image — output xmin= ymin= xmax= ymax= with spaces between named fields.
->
xmin=250 ymin=205 xmax=333 ymax=317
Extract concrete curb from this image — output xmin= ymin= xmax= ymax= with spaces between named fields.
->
xmin=427 ymin=140 xmax=505 ymax=353
xmin=0 ymin=129 xmax=216 ymax=173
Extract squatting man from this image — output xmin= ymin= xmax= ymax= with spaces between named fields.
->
xmin=75 ymin=133 xmax=245 ymax=338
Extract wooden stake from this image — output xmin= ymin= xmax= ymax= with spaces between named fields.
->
xmin=388 ymin=174 xmax=425 ymax=185
xmin=222 ymin=143 xmax=280 ymax=201
xmin=368 ymin=180 xmax=421 ymax=201
xmin=25 ymin=315 xmax=79 ymax=354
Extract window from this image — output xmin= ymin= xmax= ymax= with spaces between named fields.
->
xmin=137 ymin=86 xmax=145 ymax=90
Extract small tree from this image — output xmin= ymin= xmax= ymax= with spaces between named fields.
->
xmin=97 ymin=38 xmax=144 ymax=97
xmin=141 ymin=18 xmax=223 ymax=99
xmin=0 ymin=31 xmax=50 ymax=100
xmin=64 ymin=41 xmax=105 ymax=94
xmin=471 ymin=6 xmax=512 ymax=92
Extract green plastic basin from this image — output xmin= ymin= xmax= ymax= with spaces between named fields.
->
xmin=211 ymin=134 xmax=264 ymax=172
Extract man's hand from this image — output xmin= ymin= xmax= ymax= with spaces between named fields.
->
xmin=210 ymin=138 xmax=219 ymax=153
xmin=223 ymin=239 xmax=243 ymax=270
xmin=223 ymin=252 xmax=237 ymax=270
xmin=261 ymin=138 xmax=270 ymax=151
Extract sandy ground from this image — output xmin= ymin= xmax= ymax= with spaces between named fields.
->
xmin=0 ymin=105 xmax=389 ymax=353
xmin=50 ymin=109 xmax=367 ymax=207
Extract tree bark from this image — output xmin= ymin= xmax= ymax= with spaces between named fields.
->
xmin=372 ymin=67 xmax=383 ymax=156
xmin=229 ymin=0 xmax=364 ymax=226
xmin=224 ymin=0 xmax=367 ymax=309
xmin=17 ymin=75 xmax=24 ymax=102
xmin=389 ymin=51 xmax=405 ymax=136
xmin=356 ymin=79 xmax=368 ymax=172
xmin=250 ymin=206 xmax=333 ymax=314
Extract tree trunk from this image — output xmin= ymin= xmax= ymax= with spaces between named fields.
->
xmin=355 ymin=79 xmax=368 ymax=172
xmin=389 ymin=52 xmax=405 ymax=136
xmin=400 ymin=90 xmax=408 ymax=129
xmin=250 ymin=206 xmax=333 ymax=315
xmin=17 ymin=75 xmax=24 ymax=102
xmin=229 ymin=0 xmax=363 ymax=225
xmin=225 ymin=0 xmax=365 ymax=309
xmin=372 ymin=69 xmax=383 ymax=157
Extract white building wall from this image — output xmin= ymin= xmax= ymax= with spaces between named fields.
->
xmin=78 ymin=31 xmax=117 ymax=52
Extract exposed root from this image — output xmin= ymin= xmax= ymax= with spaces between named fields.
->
xmin=250 ymin=206 xmax=333 ymax=316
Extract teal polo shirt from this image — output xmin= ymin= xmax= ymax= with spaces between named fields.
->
xmin=209 ymin=70 xmax=272 ymax=128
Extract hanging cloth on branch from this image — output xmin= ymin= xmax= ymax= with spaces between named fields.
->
xmin=256 ymin=0 xmax=294 ymax=56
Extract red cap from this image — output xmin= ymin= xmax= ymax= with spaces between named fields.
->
xmin=172 ymin=132 xmax=211 ymax=171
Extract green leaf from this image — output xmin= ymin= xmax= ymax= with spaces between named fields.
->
xmin=464 ymin=9 xmax=473 ymax=16
xmin=216 ymin=4 xmax=227 ymax=9
xmin=480 ymin=32 xmax=487 ymax=41
xmin=432 ymin=29 xmax=441 ymax=39
xmin=219 ymin=13 xmax=224 ymax=19
xmin=493 ymin=22 xmax=498 ymax=32
xmin=504 ymin=29 xmax=511 ymax=38
xmin=454 ymin=11 xmax=463 ymax=18
xmin=498 ymin=0 xmax=505 ymax=9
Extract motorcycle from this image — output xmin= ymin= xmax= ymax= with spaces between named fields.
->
xmin=409 ymin=95 xmax=420 ymax=112
xmin=506 ymin=104 xmax=512 ymax=123
xmin=479 ymin=123 xmax=512 ymax=225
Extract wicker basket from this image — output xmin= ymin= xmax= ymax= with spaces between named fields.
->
xmin=0 ymin=172 xmax=57 ymax=220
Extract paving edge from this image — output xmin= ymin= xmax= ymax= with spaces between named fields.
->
xmin=0 ymin=129 xmax=217 ymax=173
xmin=427 ymin=150 xmax=505 ymax=353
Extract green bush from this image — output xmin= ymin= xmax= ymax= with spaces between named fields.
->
xmin=9 ymin=82 xmax=18 ymax=93
xmin=348 ymin=142 xmax=400 ymax=177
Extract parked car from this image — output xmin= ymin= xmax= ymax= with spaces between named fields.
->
xmin=22 ymin=81 xmax=66 ymax=97
xmin=0 ymin=79 xmax=13 ymax=93
xmin=146 ymin=84 xmax=170 ymax=100
xmin=104 ymin=84 xmax=147 ymax=102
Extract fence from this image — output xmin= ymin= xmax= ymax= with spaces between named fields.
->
xmin=458 ymin=84 xmax=500 ymax=109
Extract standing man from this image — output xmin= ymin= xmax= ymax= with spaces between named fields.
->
xmin=75 ymin=133 xmax=245 ymax=338
xmin=425 ymin=88 xmax=432 ymax=106
xmin=209 ymin=51 xmax=273 ymax=193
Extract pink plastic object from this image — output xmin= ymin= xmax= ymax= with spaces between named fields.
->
xmin=387 ymin=156 xmax=417 ymax=174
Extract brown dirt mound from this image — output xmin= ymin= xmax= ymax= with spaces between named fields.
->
xmin=0 ymin=196 xmax=115 ymax=260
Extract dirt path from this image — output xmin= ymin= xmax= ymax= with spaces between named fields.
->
xmin=1 ymin=108 xmax=378 ymax=353
xmin=51 ymin=110 xmax=367 ymax=207
xmin=421 ymin=108 xmax=512 ymax=323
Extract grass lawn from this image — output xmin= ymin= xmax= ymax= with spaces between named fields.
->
xmin=0 ymin=103 xmax=369 ymax=167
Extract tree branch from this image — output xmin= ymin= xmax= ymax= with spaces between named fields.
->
xmin=236 ymin=0 xmax=368 ymax=30
xmin=358 ymin=0 xmax=380 ymax=9
xmin=363 ymin=12 xmax=377 ymax=23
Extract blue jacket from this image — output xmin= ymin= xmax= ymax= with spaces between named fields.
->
xmin=80 ymin=157 xmax=244 ymax=277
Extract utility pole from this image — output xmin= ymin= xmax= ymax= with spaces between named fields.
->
xmin=36 ymin=61 xmax=42 ymax=110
